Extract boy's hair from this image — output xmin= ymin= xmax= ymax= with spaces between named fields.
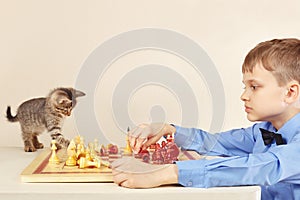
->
xmin=242 ymin=38 xmax=300 ymax=86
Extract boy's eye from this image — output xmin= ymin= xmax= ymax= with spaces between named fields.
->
xmin=251 ymin=85 xmax=258 ymax=90
xmin=242 ymin=85 xmax=259 ymax=90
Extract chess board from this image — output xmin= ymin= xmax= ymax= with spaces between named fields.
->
xmin=20 ymin=148 xmax=202 ymax=183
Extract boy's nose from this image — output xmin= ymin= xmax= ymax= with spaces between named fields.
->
xmin=240 ymin=90 xmax=249 ymax=101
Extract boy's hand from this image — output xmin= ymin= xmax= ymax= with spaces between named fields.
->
xmin=128 ymin=123 xmax=176 ymax=153
xmin=112 ymin=157 xmax=178 ymax=188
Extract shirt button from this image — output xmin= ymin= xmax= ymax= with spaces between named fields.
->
xmin=187 ymin=181 xmax=193 ymax=186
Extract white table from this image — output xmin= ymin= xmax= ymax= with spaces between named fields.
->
xmin=0 ymin=147 xmax=261 ymax=200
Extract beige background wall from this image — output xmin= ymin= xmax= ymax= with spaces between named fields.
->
xmin=1 ymin=0 xmax=300 ymax=147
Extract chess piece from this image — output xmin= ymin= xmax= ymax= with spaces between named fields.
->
xmin=66 ymin=155 xmax=77 ymax=166
xmin=100 ymin=144 xmax=108 ymax=156
xmin=67 ymin=140 xmax=76 ymax=155
xmin=166 ymin=134 xmax=174 ymax=143
xmin=99 ymin=158 xmax=111 ymax=168
xmin=88 ymin=143 xmax=96 ymax=159
xmin=80 ymin=136 xmax=85 ymax=146
xmin=66 ymin=140 xmax=77 ymax=166
xmin=79 ymin=157 xmax=87 ymax=169
xmin=74 ymin=135 xmax=81 ymax=145
xmin=107 ymin=144 xmax=118 ymax=154
xmin=76 ymin=143 xmax=85 ymax=157
xmin=93 ymin=139 xmax=99 ymax=152
xmin=85 ymin=147 xmax=93 ymax=161
xmin=95 ymin=156 xmax=111 ymax=168
xmin=80 ymin=138 xmax=85 ymax=152
xmin=78 ymin=157 xmax=101 ymax=169
xmin=49 ymin=140 xmax=60 ymax=164
xmin=123 ymin=135 xmax=132 ymax=155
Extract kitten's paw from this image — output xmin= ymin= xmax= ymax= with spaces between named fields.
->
xmin=24 ymin=146 xmax=37 ymax=152
xmin=56 ymin=136 xmax=70 ymax=149
xmin=54 ymin=142 xmax=63 ymax=150
xmin=34 ymin=143 xmax=44 ymax=149
xmin=64 ymin=139 xmax=70 ymax=147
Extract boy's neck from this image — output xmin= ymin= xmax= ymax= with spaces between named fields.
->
xmin=270 ymin=110 xmax=300 ymax=130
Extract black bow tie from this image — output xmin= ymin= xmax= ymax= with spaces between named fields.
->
xmin=260 ymin=128 xmax=286 ymax=146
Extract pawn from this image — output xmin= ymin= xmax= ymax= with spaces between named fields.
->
xmin=49 ymin=140 xmax=60 ymax=164
xmin=65 ymin=155 xmax=77 ymax=166
xmin=85 ymin=147 xmax=93 ymax=161
xmin=88 ymin=143 xmax=96 ymax=159
xmin=93 ymin=139 xmax=99 ymax=152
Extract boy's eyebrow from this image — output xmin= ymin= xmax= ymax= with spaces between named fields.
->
xmin=242 ymin=78 xmax=263 ymax=84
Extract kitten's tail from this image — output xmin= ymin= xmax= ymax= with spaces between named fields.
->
xmin=6 ymin=106 xmax=18 ymax=122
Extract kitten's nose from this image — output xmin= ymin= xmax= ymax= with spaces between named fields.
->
xmin=66 ymin=108 xmax=72 ymax=116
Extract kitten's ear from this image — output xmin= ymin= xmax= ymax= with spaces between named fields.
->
xmin=74 ymin=89 xmax=85 ymax=97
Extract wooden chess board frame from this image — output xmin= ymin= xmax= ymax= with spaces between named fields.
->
xmin=21 ymin=148 xmax=203 ymax=183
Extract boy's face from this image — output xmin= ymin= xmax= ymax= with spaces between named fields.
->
xmin=241 ymin=64 xmax=288 ymax=124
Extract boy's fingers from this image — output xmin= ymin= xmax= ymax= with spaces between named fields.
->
xmin=111 ymin=157 xmax=133 ymax=169
xmin=112 ymin=170 xmax=128 ymax=186
xmin=128 ymin=126 xmax=139 ymax=138
xmin=128 ymin=126 xmax=143 ymax=149
xmin=128 ymin=136 xmax=136 ymax=149
xmin=142 ymin=137 xmax=157 ymax=150
xmin=133 ymin=137 xmax=146 ymax=153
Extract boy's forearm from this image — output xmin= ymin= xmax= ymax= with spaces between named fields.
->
xmin=161 ymin=164 xmax=179 ymax=185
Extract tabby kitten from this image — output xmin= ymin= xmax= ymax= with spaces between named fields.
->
xmin=6 ymin=87 xmax=85 ymax=152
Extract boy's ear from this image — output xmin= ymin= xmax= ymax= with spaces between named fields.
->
xmin=285 ymin=81 xmax=300 ymax=103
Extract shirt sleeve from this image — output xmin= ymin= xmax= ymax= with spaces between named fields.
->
xmin=173 ymin=125 xmax=256 ymax=156
xmin=174 ymin=123 xmax=300 ymax=188
xmin=176 ymin=141 xmax=300 ymax=187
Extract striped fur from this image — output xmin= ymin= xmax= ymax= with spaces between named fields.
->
xmin=6 ymin=87 xmax=85 ymax=152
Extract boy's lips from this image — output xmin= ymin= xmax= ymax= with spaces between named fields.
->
xmin=244 ymin=105 xmax=252 ymax=113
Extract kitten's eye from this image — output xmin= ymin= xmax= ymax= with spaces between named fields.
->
xmin=55 ymin=107 xmax=63 ymax=113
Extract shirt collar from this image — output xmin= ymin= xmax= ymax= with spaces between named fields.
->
xmin=277 ymin=112 xmax=300 ymax=143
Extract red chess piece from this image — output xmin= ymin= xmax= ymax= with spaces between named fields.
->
xmin=165 ymin=142 xmax=180 ymax=163
xmin=140 ymin=150 xmax=150 ymax=163
xmin=107 ymin=144 xmax=118 ymax=154
xmin=166 ymin=134 xmax=174 ymax=143
xmin=152 ymin=149 xmax=163 ymax=164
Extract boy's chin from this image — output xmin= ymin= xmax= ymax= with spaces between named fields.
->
xmin=246 ymin=115 xmax=260 ymax=122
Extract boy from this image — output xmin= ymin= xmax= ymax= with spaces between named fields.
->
xmin=112 ymin=38 xmax=300 ymax=200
